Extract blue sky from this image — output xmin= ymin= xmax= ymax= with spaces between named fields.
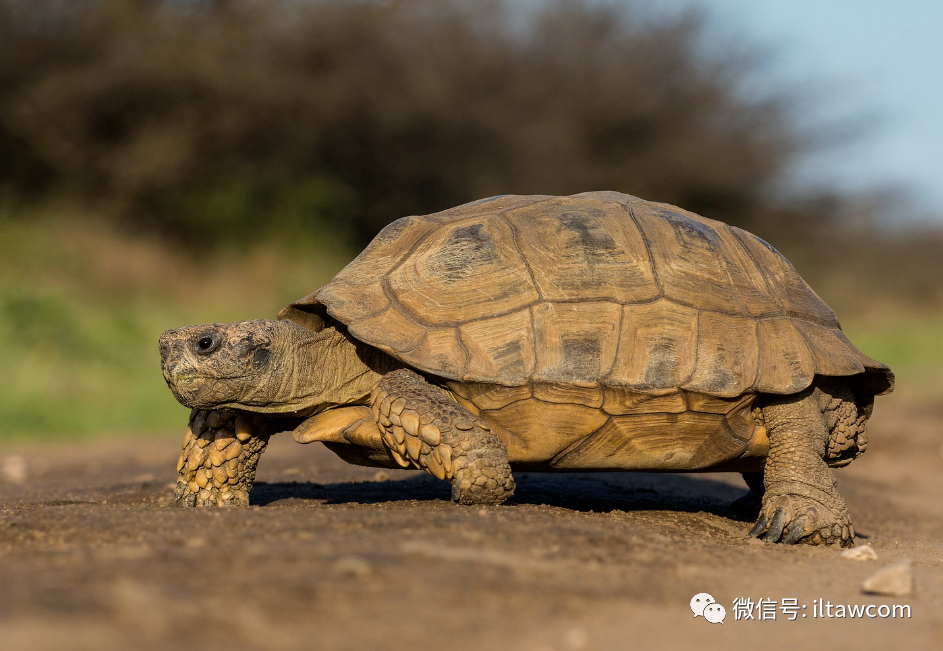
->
xmin=660 ymin=0 xmax=943 ymax=222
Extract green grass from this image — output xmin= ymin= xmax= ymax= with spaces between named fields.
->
xmin=841 ymin=313 xmax=943 ymax=404
xmin=0 ymin=209 xmax=354 ymax=441
xmin=1 ymin=207 xmax=940 ymax=442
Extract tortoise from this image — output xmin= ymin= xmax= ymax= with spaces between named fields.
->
xmin=159 ymin=191 xmax=893 ymax=547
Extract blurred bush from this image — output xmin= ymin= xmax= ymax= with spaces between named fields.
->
xmin=2 ymin=0 xmax=941 ymax=439
xmin=0 ymin=0 xmax=809 ymax=244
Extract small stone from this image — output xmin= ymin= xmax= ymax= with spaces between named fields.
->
xmin=862 ymin=559 xmax=914 ymax=596
xmin=373 ymin=470 xmax=390 ymax=482
xmin=1 ymin=456 xmax=28 ymax=484
xmin=841 ymin=545 xmax=877 ymax=561
xmin=333 ymin=556 xmax=372 ymax=578
xmin=563 ymin=627 xmax=588 ymax=650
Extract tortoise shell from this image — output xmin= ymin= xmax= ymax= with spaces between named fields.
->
xmin=283 ymin=192 xmax=893 ymax=471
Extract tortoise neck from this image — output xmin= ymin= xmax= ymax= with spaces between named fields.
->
xmin=286 ymin=322 xmax=403 ymax=415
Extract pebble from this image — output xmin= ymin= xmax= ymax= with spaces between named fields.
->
xmin=862 ymin=559 xmax=914 ymax=596
xmin=1 ymin=456 xmax=28 ymax=483
xmin=841 ymin=545 xmax=878 ymax=561
xmin=333 ymin=556 xmax=372 ymax=578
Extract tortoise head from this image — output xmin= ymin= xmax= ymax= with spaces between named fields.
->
xmin=159 ymin=319 xmax=324 ymax=414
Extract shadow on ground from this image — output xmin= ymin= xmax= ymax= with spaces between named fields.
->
xmin=251 ymin=471 xmax=753 ymax=520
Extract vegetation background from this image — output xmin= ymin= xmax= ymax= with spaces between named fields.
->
xmin=1 ymin=0 xmax=940 ymax=440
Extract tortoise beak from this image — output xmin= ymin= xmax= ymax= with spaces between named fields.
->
xmin=159 ymin=329 xmax=183 ymax=382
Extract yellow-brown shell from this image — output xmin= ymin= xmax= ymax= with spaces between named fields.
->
xmin=281 ymin=192 xmax=893 ymax=470
xmin=288 ymin=191 xmax=892 ymax=394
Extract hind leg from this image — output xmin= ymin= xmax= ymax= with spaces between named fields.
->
xmin=749 ymin=383 xmax=855 ymax=547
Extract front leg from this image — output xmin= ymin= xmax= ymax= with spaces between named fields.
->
xmin=372 ymin=369 xmax=515 ymax=505
xmin=749 ymin=385 xmax=854 ymax=546
xmin=173 ymin=409 xmax=271 ymax=507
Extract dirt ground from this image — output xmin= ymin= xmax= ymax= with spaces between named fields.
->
xmin=1 ymin=400 xmax=941 ymax=651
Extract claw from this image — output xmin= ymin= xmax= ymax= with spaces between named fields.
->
xmin=749 ymin=511 xmax=769 ymax=537
xmin=763 ymin=508 xmax=786 ymax=542
xmin=781 ymin=516 xmax=809 ymax=544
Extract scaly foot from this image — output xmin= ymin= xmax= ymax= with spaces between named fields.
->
xmin=173 ymin=409 xmax=271 ymax=507
xmin=749 ymin=489 xmax=854 ymax=546
xmin=372 ymin=369 xmax=515 ymax=505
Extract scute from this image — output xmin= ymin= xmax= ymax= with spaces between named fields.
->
xmin=296 ymin=192 xmax=893 ymax=397
xmin=386 ymin=215 xmax=540 ymax=325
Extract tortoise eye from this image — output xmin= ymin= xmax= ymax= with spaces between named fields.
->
xmin=194 ymin=333 xmax=219 ymax=354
